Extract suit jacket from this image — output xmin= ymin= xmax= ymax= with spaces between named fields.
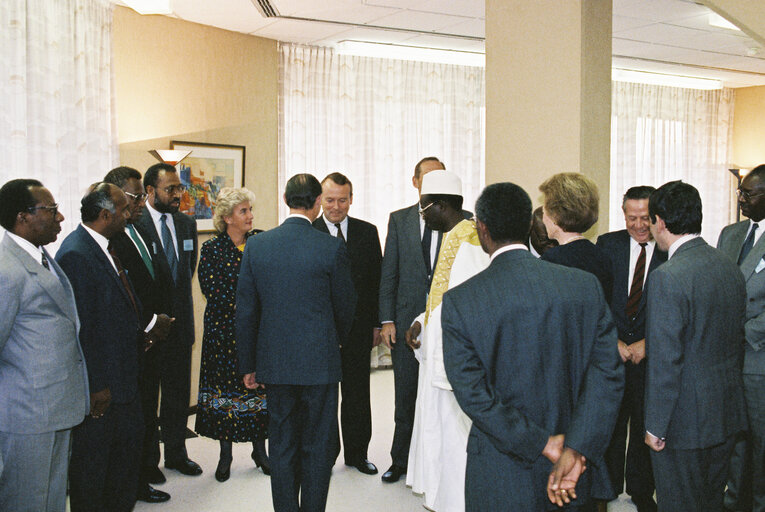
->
xmin=596 ymin=230 xmax=667 ymax=343
xmin=441 ymin=250 xmax=623 ymax=492
xmin=109 ymin=226 xmax=172 ymax=329
xmin=56 ymin=225 xmax=143 ymax=404
xmin=236 ymin=216 xmax=357 ymax=385
xmin=0 ymin=234 xmax=89 ymax=434
xmin=313 ymin=216 xmax=382 ymax=349
xmin=718 ymin=220 xmax=765 ymax=375
xmin=135 ymin=208 xmax=198 ymax=346
xmin=644 ymin=237 xmax=747 ymax=449
xmin=378 ymin=204 xmax=471 ymax=342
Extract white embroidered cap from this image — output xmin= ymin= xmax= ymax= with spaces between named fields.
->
xmin=420 ymin=170 xmax=462 ymax=196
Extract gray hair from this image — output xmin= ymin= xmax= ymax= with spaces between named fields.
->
xmin=213 ymin=187 xmax=256 ymax=233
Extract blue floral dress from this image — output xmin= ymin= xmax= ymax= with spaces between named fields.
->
xmin=195 ymin=231 xmax=268 ymax=441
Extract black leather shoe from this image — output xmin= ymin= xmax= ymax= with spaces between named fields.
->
xmin=145 ymin=466 xmax=166 ymax=484
xmin=165 ymin=457 xmax=203 ymax=476
xmin=215 ymin=457 xmax=232 ymax=482
xmin=381 ymin=464 xmax=406 ymax=483
xmin=137 ymin=485 xmax=171 ymax=503
xmin=251 ymin=443 xmax=271 ymax=475
xmin=346 ymin=458 xmax=378 ymax=475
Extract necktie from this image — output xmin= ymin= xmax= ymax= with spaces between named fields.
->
xmin=160 ymin=214 xmax=179 ymax=281
xmin=40 ymin=251 xmax=50 ymax=271
xmin=422 ymin=226 xmax=433 ymax=277
xmin=334 ymin=223 xmax=346 ymax=243
xmin=738 ymin=223 xmax=759 ymax=265
xmin=108 ymin=242 xmax=139 ymax=315
xmin=127 ymin=224 xmax=155 ymax=279
xmin=625 ymin=242 xmax=647 ymax=319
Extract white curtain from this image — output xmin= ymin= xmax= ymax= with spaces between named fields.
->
xmin=0 ymin=0 xmax=117 ymax=250
xmin=610 ymin=82 xmax=734 ymax=243
xmin=279 ymin=43 xmax=485 ymax=242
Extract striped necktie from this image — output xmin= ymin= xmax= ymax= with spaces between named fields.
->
xmin=625 ymin=242 xmax=647 ymax=319
xmin=127 ymin=224 xmax=155 ymax=279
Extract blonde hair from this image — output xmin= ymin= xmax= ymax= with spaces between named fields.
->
xmin=539 ymin=173 xmax=599 ymax=233
xmin=213 ymin=187 xmax=256 ymax=233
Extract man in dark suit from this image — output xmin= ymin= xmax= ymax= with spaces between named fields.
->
xmin=0 ymin=179 xmax=89 ymax=511
xmin=644 ymin=180 xmax=747 ymax=512
xmin=718 ymin=164 xmax=765 ymax=512
xmin=135 ymin=163 xmax=201 ymax=477
xmin=104 ymin=166 xmax=173 ymax=503
xmin=312 ymin=172 xmax=382 ymax=476
xmin=236 ymin=173 xmax=356 ymax=512
xmin=56 ymin=183 xmax=145 ymax=511
xmin=597 ymin=185 xmax=666 ymax=512
xmin=378 ymin=156 xmax=448 ymax=483
xmin=440 ymin=182 xmax=624 ymax=511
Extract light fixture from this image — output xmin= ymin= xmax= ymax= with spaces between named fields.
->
xmin=612 ymin=69 xmax=722 ymax=90
xmin=335 ymin=41 xmax=485 ymax=67
xmin=149 ymin=149 xmax=192 ymax=166
xmin=709 ymin=13 xmax=741 ymax=31
xmin=121 ymin=0 xmax=173 ymax=15
xmin=729 ymin=168 xmax=750 ymax=222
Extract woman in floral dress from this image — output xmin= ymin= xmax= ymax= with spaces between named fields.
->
xmin=195 ymin=187 xmax=269 ymax=482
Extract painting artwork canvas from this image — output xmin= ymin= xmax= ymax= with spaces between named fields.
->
xmin=170 ymin=141 xmax=245 ymax=232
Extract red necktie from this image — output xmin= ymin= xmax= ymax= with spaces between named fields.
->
xmin=625 ymin=243 xmax=647 ymax=319
xmin=108 ymin=242 xmax=139 ymax=315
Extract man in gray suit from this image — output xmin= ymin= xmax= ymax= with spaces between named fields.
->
xmin=645 ymin=181 xmax=747 ymax=512
xmin=0 ymin=179 xmax=90 ymax=511
xmin=441 ymin=182 xmax=624 ymax=511
xmin=378 ymin=156 xmax=447 ymax=483
xmin=718 ymin=164 xmax=765 ymax=512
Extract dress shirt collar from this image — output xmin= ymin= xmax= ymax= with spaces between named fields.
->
xmin=747 ymin=218 xmax=764 ymax=247
xmin=145 ymin=201 xmax=164 ymax=224
xmin=6 ymin=231 xmax=45 ymax=265
xmin=629 ymin=237 xmax=655 ymax=252
xmin=322 ymin=215 xmax=348 ymax=237
xmin=81 ymin=223 xmax=110 ymax=253
xmin=286 ymin=213 xmax=312 ymax=223
xmin=490 ymin=243 xmax=528 ymax=262
xmin=668 ymin=234 xmax=701 ymax=259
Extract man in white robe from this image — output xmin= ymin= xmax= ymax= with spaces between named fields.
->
xmin=404 ymin=171 xmax=489 ymax=512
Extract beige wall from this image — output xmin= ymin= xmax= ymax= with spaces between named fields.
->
xmin=732 ymin=85 xmax=765 ymax=169
xmin=113 ymin=6 xmax=279 ymax=405
xmin=485 ymin=0 xmax=612 ymax=235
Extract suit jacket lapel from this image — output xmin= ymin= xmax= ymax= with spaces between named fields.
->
xmin=404 ymin=204 xmax=427 ymax=274
xmin=78 ymin=226 xmax=135 ymax=310
xmin=3 ymin=237 xmax=78 ymax=323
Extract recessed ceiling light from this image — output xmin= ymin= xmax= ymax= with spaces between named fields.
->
xmin=121 ymin=0 xmax=173 ymax=15
xmin=709 ymin=13 xmax=741 ymax=31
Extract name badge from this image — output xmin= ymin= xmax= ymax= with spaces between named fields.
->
xmin=183 ymin=239 xmax=194 ymax=251
xmin=152 ymin=242 xmax=158 ymax=255
xmin=756 ymin=258 xmax=765 ymax=274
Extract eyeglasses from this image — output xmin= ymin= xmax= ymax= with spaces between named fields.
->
xmin=736 ymin=188 xmax=765 ymax=201
xmin=162 ymin=185 xmax=186 ymax=195
xmin=124 ymin=191 xmax=147 ymax=201
xmin=418 ymin=202 xmax=436 ymax=216
xmin=27 ymin=204 xmax=59 ymax=216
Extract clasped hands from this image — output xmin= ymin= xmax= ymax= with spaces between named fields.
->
xmin=145 ymin=314 xmax=175 ymax=351
xmin=617 ymin=339 xmax=646 ymax=364
xmin=545 ymin=434 xmax=588 ymax=507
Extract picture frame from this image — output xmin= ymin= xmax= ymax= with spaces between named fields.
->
xmin=170 ymin=141 xmax=246 ymax=233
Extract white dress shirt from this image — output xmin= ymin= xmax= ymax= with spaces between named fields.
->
xmin=145 ymin=202 xmax=178 ymax=259
xmin=323 ymin=215 xmax=348 ymax=240
xmin=490 ymin=243 xmax=528 ymax=262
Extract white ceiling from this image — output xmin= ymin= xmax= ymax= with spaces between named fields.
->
xmin=121 ymin=0 xmax=765 ymax=87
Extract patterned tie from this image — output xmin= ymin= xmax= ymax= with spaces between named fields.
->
xmin=625 ymin=242 xmax=647 ymax=319
xmin=334 ymin=223 xmax=346 ymax=243
xmin=738 ymin=223 xmax=758 ymax=265
xmin=108 ymin=242 xmax=139 ymax=315
xmin=40 ymin=251 xmax=50 ymax=271
xmin=160 ymin=214 xmax=179 ymax=281
xmin=127 ymin=224 xmax=155 ymax=279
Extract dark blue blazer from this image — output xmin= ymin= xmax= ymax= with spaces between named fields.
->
xmin=235 ymin=216 xmax=357 ymax=385
xmin=442 ymin=249 xmax=624 ymax=507
xmin=56 ymin=225 xmax=142 ymax=404
xmin=596 ymin=230 xmax=666 ymax=343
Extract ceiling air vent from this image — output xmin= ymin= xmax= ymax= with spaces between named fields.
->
xmin=251 ymin=0 xmax=280 ymax=18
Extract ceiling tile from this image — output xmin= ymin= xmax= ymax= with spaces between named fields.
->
xmin=370 ymin=9 xmax=474 ymax=32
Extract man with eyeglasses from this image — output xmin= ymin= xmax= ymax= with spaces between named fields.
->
xmin=378 ymin=157 xmax=471 ymax=483
xmin=104 ymin=166 xmax=174 ymax=504
xmin=0 ymin=179 xmax=89 ymax=511
xmin=135 ymin=163 xmax=201 ymax=479
xmin=718 ymin=163 xmax=765 ymax=512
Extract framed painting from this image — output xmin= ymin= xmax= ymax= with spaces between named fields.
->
xmin=170 ymin=141 xmax=246 ymax=232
